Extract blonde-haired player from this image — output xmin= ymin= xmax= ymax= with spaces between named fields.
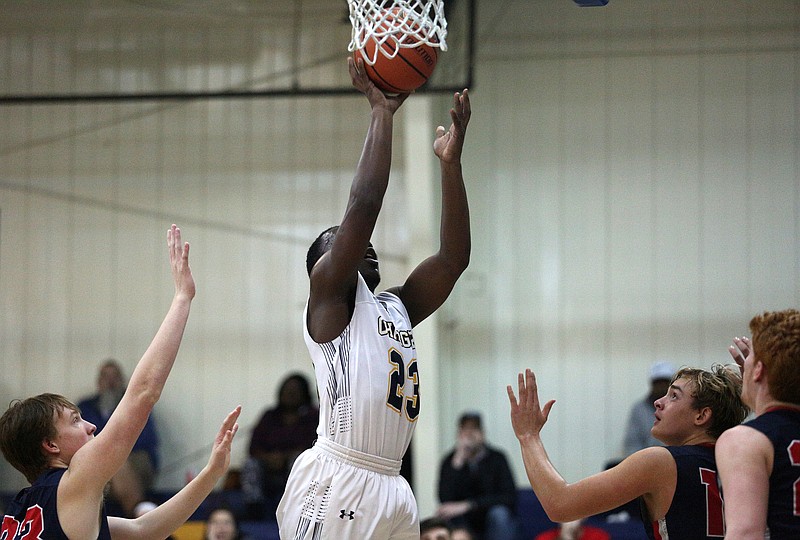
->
xmin=508 ymin=365 xmax=748 ymax=539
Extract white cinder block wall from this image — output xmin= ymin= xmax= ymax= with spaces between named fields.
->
xmin=1 ymin=0 xmax=798 ymax=520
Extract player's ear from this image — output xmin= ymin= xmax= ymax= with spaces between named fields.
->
xmin=752 ymin=360 xmax=766 ymax=382
xmin=42 ymin=438 xmax=59 ymax=455
xmin=694 ymin=406 xmax=712 ymax=427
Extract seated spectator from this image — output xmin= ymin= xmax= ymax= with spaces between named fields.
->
xmin=77 ymin=358 xmax=160 ymax=516
xmin=421 ymin=516 xmax=452 ymax=540
xmin=204 ymin=506 xmax=251 ymax=540
xmin=241 ymin=372 xmax=319 ymax=519
xmin=437 ymin=412 xmax=520 ymax=540
xmin=534 ymin=519 xmax=610 ymax=540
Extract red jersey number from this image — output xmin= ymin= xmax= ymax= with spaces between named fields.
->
xmin=1 ymin=506 xmax=44 ymax=540
xmin=789 ymin=440 xmax=800 ymax=517
xmin=699 ymin=468 xmax=724 ymax=537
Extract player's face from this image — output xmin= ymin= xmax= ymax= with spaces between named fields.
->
xmin=358 ymin=244 xmax=381 ymax=292
xmin=651 ymin=377 xmax=700 ymax=445
xmin=51 ymin=406 xmax=96 ymax=463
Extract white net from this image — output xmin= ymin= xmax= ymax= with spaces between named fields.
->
xmin=347 ymin=0 xmax=448 ymax=65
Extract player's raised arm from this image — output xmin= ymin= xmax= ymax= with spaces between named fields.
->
xmin=307 ymin=58 xmax=408 ymax=342
xmin=390 ymin=89 xmax=471 ymax=327
xmin=108 ymin=407 xmax=241 ymax=540
xmin=507 ymin=368 xmax=672 ymax=523
xmin=58 ymin=224 xmax=196 ymax=538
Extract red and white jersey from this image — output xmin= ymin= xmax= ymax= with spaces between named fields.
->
xmin=303 ymin=273 xmax=419 ymax=461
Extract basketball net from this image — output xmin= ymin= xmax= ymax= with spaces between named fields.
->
xmin=347 ymin=0 xmax=448 ymax=65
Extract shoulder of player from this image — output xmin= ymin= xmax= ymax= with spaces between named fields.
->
xmin=618 ymin=446 xmax=676 ymax=480
xmin=716 ymin=424 xmax=772 ymax=455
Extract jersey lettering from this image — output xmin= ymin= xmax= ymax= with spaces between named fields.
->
xmin=1 ymin=506 xmax=44 ymax=540
xmin=405 ymin=360 xmax=419 ymax=421
xmin=699 ymin=468 xmax=724 ymax=537
xmin=386 ymin=349 xmax=420 ymax=420
xmin=788 ymin=440 xmax=800 ymax=517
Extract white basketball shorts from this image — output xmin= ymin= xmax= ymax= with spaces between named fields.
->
xmin=276 ymin=438 xmax=418 ymax=540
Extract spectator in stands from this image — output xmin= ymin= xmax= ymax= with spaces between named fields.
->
xmin=534 ymin=519 xmax=610 ymax=540
xmin=241 ymin=372 xmax=318 ymax=519
xmin=437 ymin=411 xmax=520 ymax=540
xmin=622 ymin=361 xmax=675 ymax=456
xmin=204 ymin=506 xmax=251 ymax=540
xmin=451 ymin=525 xmax=476 ymax=540
xmin=421 ymin=516 xmax=452 ymax=540
xmin=77 ymin=358 xmax=160 ymax=517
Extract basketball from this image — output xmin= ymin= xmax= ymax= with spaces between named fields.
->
xmin=354 ymin=9 xmax=438 ymax=94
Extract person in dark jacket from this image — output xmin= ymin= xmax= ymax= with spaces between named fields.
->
xmin=437 ymin=412 xmax=520 ymax=540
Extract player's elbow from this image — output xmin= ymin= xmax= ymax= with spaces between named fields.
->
xmin=128 ymin=383 xmax=162 ymax=410
xmin=543 ymin=505 xmax=577 ymax=524
xmin=455 ymin=245 xmax=470 ymax=273
xmin=443 ymin=244 xmax=470 ymax=277
xmin=538 ymin=493 xmax=579 ymax=524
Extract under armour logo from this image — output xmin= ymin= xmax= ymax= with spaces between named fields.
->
xmin=339 ymin=509 xmax=355 ymax=520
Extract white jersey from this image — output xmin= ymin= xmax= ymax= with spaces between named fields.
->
xmin=304 ymin=273 xmax=419 ymax=460
xmin=276 ymin=274 xmax=420 ymax=539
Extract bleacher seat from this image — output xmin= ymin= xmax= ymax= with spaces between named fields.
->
xmin=515 ymin=488 xmax=648 ymax=539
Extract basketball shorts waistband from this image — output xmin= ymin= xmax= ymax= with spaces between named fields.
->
xmin=314 ymin=438 xmax=402 ymax=476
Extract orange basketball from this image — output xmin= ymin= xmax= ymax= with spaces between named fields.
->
xmin=355 ymin=9 xmax=438 ymax=94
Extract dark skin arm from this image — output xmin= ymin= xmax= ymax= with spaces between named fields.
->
xmin=309 ymin=60 xmax=472 ymax=339
xmin=386 ymin=89 xmax=471 ymax=326
xmin=307 ymin=57 xmax=409 ymax=342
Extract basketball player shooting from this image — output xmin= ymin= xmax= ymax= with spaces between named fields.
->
xmin=275 ymin=57 xmax=471 ymax=539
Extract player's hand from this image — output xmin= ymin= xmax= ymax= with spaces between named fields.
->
xmin=168 ymin=224 xmax=196 ymax=301
xmin=203 ymin=406 xmax=241 ymax=479
xmin=433 ymin=89 xmax=471 ymax=164
xmin=348 ymin=56 xmax=409 ymax=114
xmin=507 ymin=368 xmax=555 ymax=442
xmin=728 ymin=336 xmax=752 ymax=375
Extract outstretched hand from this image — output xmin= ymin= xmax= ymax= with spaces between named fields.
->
xmin=434 ymin=89 xmax=471 ymax=163
xmin=168 ymin=224 xmax=195 ymax=300
xmin=507 ymin=368 xmax=555 ymax=442
xmin=204 ymin=406 xmax=241 ymax=479
xmin=728 ymin=336 xmax=752 ymax=375
xmin=348 ymin=56 xmax=409 ymax=114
